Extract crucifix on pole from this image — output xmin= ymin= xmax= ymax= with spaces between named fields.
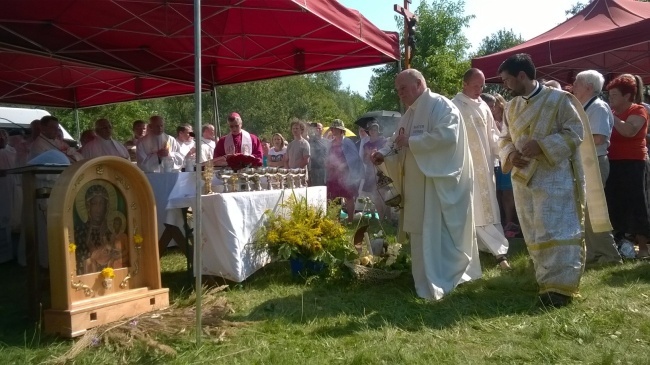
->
xmin=394 ymin=0 xmax=418 ymax=69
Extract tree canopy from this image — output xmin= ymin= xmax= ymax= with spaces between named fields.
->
xmin=50 ymin=72 xmax=367 ymax=142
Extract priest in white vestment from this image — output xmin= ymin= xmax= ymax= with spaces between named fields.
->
xmin=136 ymin=115 xmax=183 ymax=173
xmin=200 ymin=124 xmax=217 ymax=163
xmin=29 ymin=116 xmax=82 ymax=162
xmin=81 ymin=118 xmax=130 ymax=160
xmin=497 ymin=54 xmax=610 ymax=307
xmin=452 ymin=68 xmax=510 ymax=270
xmin=124 ymin=119 xmax=147 ymax=162
xmin=175 ymin=123 xmax=196 ymax=166
xmin=372 ymin=69 xmax=481 ymax=301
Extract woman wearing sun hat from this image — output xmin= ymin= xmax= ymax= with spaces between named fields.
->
xmin=325 ymin=119 xmax=363 ymax=223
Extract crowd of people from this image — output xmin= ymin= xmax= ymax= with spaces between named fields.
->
xmin=1 ymin=51 xmax=649 ymax=307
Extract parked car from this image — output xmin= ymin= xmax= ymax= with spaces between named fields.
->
xmin=0 ymin=106 xmax=77 ymax=147
xmin=354 ymin=110 xmax=401 ymax=138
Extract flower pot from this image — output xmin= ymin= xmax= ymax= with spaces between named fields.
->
xmin=289 ymin=256 xmax=326 ymax=276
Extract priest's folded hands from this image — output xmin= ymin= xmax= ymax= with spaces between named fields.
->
xmin=509 ymin=151 xmax=531 ymax=168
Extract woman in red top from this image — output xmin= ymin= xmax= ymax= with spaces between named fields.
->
xmin=605 ymin=74 xmax=650 ymax=258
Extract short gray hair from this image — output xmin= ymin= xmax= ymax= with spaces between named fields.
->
xmin=576 ymin=70 xmax=605 ymax=92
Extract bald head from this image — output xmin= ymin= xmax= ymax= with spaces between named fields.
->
xmin=94 ymin=118 xmax=113 ymax=140
xmin=149 ymin=115 xmax=164 ymax=136
xmin=396 ymin=69 xmax=427 ymax=107
xmin=462 ymin=68 xmax=485 ymax=100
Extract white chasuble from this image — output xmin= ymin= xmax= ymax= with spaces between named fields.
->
xmin=452 ymin=92 xmax=501 ymax=226
xmin=379 ymin=90 xmax=481 ymax=301
xmin=453 ymin=93 xmax=508 ymax=256
xmin=498 ymin=87 xmax=610 ymax=296
xmin=136 ymin=133 xmax=183 ymax=172
xmin=82 ymin=137 xmax=130 ymax=160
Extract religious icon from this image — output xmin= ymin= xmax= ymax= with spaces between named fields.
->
xmin=73 ymin=180 xmax=129 ymax=275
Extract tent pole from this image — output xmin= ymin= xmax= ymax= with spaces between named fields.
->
xmin=74 ymin=108 xmax=80 ymax=142
xmin=73 ymin=88 xmax=81 ymax=142
xmin=193 ymin=0 xmax=203 ymax=346
xmin=211 ymin=85 xmax=221 ymax=138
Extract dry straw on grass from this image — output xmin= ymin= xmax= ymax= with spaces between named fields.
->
xmin=45 ymin=285 xmax=246 ymax=364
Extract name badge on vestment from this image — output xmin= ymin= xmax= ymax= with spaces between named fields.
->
xmin=411 ymin=124 xmax=425 ymax=136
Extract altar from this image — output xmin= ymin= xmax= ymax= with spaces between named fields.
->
xmin=167 ymin=183 xmax=327 ymax=282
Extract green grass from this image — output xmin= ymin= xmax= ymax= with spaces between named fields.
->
xmin=2 ymin=238 xmax=650 ymax=364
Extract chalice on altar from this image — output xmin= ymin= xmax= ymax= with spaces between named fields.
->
xmin=237 ymin=167 xmax=250 ymax=191
xmin=253 ymin=168 xmax=266 ymax=191
xmin=286 ymin=169 xmax=297 ymax=189
xmin=297 ymin=168 xmax=307 ymax=187
xmin=277 ymin=168 xmax=289 ymax=189
xmin=202 ymin=163 xmax=215 ymax=194
xmin=227 ymin=173 xmax=240 ymax=192
xmin=265 ymin=167 xmax=277 ymax=190
xmin=216 ymin=168 xmax=233 ymax=192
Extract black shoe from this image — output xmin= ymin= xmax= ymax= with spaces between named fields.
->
xmin=539 ymin=292 xmax=572 ymax=308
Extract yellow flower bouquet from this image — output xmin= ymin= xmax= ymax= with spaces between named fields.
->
xmin=101 ymin=267 xmax=115 ymax=289
xmin=254 ymin=195 xmax=353 ymax=267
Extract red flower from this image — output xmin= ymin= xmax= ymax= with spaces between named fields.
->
xmin=226 ymin=154 xmax=262 ymax=170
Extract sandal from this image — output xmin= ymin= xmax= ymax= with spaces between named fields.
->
xmin=496 ymin=255 xmax=512 ymax=270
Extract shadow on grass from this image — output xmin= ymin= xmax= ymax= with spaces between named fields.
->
xmin=603 ymin=261 xmax=650 ymax=287
xmin=229 ymin=240 xmax=545 ymax=337
xmin=0 ymin=260 xmax=59 ymax=347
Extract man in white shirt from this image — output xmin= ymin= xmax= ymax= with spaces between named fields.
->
xmin=199 ymin=124 xmax=216 ymax=163
xmin=175 ymin=124 xmax=196 ymax=165
xmin=81 ymin=118 xmax=130 ymax=160
xmin=136 ymin=115 xmax=183 ymax=172
xmin=124 ymin=120 xmax=147 ymax=162
xmin=572 ymin=69 xmax=621 ymax=265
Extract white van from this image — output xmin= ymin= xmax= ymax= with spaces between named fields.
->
xmin=0 ymin=106 xmax=76 ymax=146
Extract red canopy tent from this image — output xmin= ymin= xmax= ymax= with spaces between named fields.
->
xmin=0 ymin=0 xmax=399 ymax=108
xmin=472 ymin=0 xmax=650 ymax=85
xmin=0 ymin=50 xmax=198 ymax=108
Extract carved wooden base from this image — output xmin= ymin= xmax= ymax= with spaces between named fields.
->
xmin=43 ymin=288 xmax=169 ymax=338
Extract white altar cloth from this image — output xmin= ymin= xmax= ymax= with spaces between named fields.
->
xmin=167 ymin=185 xmax=327 ymax=282
xmin=145 ymin=172 xmax=190 ymax=244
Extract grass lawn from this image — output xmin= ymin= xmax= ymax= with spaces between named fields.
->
xmin=1 ymin=238 xmax=650 ymax=364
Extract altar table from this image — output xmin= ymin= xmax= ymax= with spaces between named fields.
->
xmin=167 ymin=185 xmax=327 ymax=282
xmin=145 ymin=172 xmax=191 ymax=248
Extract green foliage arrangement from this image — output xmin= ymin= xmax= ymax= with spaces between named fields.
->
xmin=254 ymin=195 xmax=354 ymax=265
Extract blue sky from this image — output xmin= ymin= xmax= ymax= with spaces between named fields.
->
xmin=337 ymin=0 xmax=572 ymax=96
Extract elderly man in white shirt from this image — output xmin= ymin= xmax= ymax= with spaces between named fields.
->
xmin=81 ymin=118 xmax=130 ymax=160
xmin=199 ymin=124 xmax=216 ymax=163
xmin=136 ymin=115 xmax=183 ymax=172
xmin=572 ymin=69 xmax=622 ymax=265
